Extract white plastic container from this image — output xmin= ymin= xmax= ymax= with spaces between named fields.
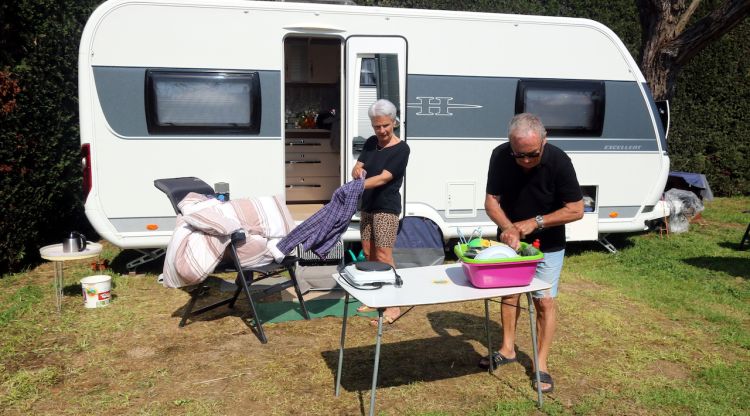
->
xmin=80 ymin=275 xmax=112 ymax=308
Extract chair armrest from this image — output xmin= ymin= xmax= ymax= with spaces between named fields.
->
xmin=231 ymin=230 xmax=246 ymax=244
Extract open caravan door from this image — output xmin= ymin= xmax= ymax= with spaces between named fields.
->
xmin=345 ymin=36 xmax=407 ymax=217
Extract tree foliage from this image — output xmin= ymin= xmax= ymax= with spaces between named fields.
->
xmin=0 ymin=0 xmax=100 ymax=274
xmin=636 ymin=0 xmax=750 ymax=100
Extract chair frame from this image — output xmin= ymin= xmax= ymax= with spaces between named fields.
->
xmin=740 ymin=222 xmax=750 ymax=250
xmin=154 ymin=177 xmax=310 ymax=343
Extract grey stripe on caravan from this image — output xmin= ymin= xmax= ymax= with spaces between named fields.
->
xmin=407 ymin=137 xmax=659 ymax=152
xmin=111 ymin=217 xmax=176 ymax=233
xmin=433 ymin=208 xmax=640 ymax=223
xmin=406 ymin=75 xmax=659 ymax=151
xmin=92 ymin=66 xmax=281 ymax=139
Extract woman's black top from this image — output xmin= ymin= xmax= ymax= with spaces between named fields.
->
xmin=357 ymin=135 xmax=410 ymax=215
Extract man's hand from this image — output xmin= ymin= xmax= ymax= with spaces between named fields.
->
xmin=513 ymin=218 xmax=538 ymax=238
xmin=499 ymin=226 xmax=521 ymax=250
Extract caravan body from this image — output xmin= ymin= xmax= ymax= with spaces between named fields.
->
xmin=79 ymin=0 xmax=670 ymax=250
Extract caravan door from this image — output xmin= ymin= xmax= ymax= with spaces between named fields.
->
xmin=345 ymin=36 xmax=407 ymax=215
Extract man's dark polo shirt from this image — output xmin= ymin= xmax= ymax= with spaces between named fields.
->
xmin=486 ymin=142 xmax=582 ymax=252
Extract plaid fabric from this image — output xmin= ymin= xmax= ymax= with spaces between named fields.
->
xmin=277 ymin=177 xmax=365 ymax=259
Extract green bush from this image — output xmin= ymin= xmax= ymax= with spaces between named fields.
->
xmin=0 ymin=0 xmax=99 ymax=274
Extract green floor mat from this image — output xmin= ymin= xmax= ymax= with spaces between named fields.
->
xmin=256 ymin=296 xmax=377 ymax=324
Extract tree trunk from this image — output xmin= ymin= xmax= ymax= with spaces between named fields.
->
xmin=637 ymin=0 xmax=750 ymax=101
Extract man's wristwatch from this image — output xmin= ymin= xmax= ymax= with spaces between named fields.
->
xmin=535 ymin=215 xmax=545 ymax=230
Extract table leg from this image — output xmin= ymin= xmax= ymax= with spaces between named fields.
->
xmin=527 ymin=292 xmax=543 ymax=407
xmin=369 ymin=308 xmax=384 ymax=416
xmin=54 ymin=261 xmax=64 ymax=313
xmin=484 ymin=298 xmax=494 ymax=372
xmin=335 ymin=292 xmax=350 ymax=396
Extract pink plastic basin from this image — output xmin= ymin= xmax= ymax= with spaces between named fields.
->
xmin=461 ymin=259 xmax=541 ymax=288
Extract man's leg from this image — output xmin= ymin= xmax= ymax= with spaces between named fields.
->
xmin=499 ymin=293 xmax=522 ymax=359
xmin=533 ymin=296 xmax=556 ymax=390
xmin=529 ymin=249 xmax=564 ymax=392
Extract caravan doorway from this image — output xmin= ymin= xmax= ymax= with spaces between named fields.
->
xmin=283 ymin=36 xmax=343 ymax=221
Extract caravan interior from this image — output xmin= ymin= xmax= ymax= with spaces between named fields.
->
xmin=284 ymin=36 xmax=342 ymax=221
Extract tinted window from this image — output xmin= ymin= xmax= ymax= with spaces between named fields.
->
xmin=516 ymin=80 xmax=605 ymax=136
xmin=146 ymin=70 xmax=261 ymax=134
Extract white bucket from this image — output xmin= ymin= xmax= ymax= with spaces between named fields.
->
xmin=80 ymin=275 xmax=112 ymax=308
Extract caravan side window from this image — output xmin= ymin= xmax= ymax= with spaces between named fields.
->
xmin=515 ymin=80 xmax=605 ymax=136
xmin=145 ymin=70 xmax=261 ymax=134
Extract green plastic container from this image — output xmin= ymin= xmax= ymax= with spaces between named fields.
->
xmin=454 ymin=242 xmax=544 ymax=288
xmin=454 ymin=242 xmax=543 ymax=264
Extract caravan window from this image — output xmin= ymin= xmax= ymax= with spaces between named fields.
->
xmin=145 ymin=70 xmax=261 ymax=134
xmin=515 ymin=80 xmax=605 ymax=136
xmin=360 ymin=58 xmax=378 ymax=86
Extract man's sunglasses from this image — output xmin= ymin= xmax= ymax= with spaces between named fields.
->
xmin=510 ymin=145 xmax=543 ymax=159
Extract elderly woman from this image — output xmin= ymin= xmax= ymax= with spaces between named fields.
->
xmin=351 ymin=99 xmax=410 ymax=325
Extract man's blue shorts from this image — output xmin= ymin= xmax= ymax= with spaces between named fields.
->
xmin=532 ymin=249 xmax=565 ymax=299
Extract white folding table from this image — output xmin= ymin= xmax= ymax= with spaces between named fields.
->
xmin=334 ymin=263 xmax=552 ymax=416
xmin=39 ymin=242 xmax=102 ymax=313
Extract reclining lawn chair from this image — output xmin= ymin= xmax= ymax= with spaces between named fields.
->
xmin=154 ymin=177 xmax=309 ymax=343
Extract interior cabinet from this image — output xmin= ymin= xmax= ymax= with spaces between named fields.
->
xmin=285 ymin=38 xmax=339 ymax=84
xmin=285 ymin=130 xmax=340 ymax=202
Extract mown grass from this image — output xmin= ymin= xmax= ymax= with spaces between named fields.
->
xmin=558 ymin=196 xmax=749 ymax=415
xmin=0 ymin=196 xmax=748 ymax=415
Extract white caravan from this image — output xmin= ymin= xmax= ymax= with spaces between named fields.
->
xmin=79 ymin=0 xmax=670 ymax=258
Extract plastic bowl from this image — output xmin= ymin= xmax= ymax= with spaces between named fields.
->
xmin=454 ymin=242 xmax=543 ymax=288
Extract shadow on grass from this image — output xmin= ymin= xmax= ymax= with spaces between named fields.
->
xmin=717 ymin=241 xmax=750 ymax=252
xmin=321 ymin=310 xmax=536 ymax=391
xmin=682 ymin=256 xmax=750 ymax=279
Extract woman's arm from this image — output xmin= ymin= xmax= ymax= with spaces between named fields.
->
xmin=363 ymin=169 xmax=393 ymax=190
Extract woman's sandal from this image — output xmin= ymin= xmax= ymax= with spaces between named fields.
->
xmin=369 ymin=313 xmax=400 ymax=327
xmin=356 ymin=305 xmax=376 ymax=313
xmin=478 ymin=351 xmax=518 ymax=370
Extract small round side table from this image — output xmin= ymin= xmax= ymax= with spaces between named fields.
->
xmin=39 ymin=242 xmax=103 ymax=313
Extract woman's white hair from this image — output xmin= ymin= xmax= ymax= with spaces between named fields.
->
xmin=368 ymin=99 xmax=398 ymax=121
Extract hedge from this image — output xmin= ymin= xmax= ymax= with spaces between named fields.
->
xmin=0 ymin=0 xmax=747 ymax=275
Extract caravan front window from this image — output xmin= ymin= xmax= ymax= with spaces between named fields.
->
xmin=145 ymin=70 xmax=261 ymax=134
xmin=515 ymin=79 xmax=605 ymax=136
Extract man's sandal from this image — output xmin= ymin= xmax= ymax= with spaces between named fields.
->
xmin=478 ymin=351 xmax=517 ymax=369
xmin=532 ymin=371 xmax=554 ymax=393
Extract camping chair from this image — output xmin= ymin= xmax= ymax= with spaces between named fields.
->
xmin=154 ymin=177 xmax=310 ymax=343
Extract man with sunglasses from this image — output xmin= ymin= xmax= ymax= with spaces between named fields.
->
xmin=481 ymin=112 xmax=584 ymax=394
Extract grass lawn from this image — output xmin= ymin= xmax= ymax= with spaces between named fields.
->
xmin=1 ymin=197 xmax=748 ymax=415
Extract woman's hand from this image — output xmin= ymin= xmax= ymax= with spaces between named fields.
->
xmin=351 ymin=164 xmax=365 ymax=179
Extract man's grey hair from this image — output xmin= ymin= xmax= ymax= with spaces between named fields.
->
xmin=508 ymin=113 xmax=547 ymax=141
xmin=368 ymin=99 xmax=398 ymax=121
